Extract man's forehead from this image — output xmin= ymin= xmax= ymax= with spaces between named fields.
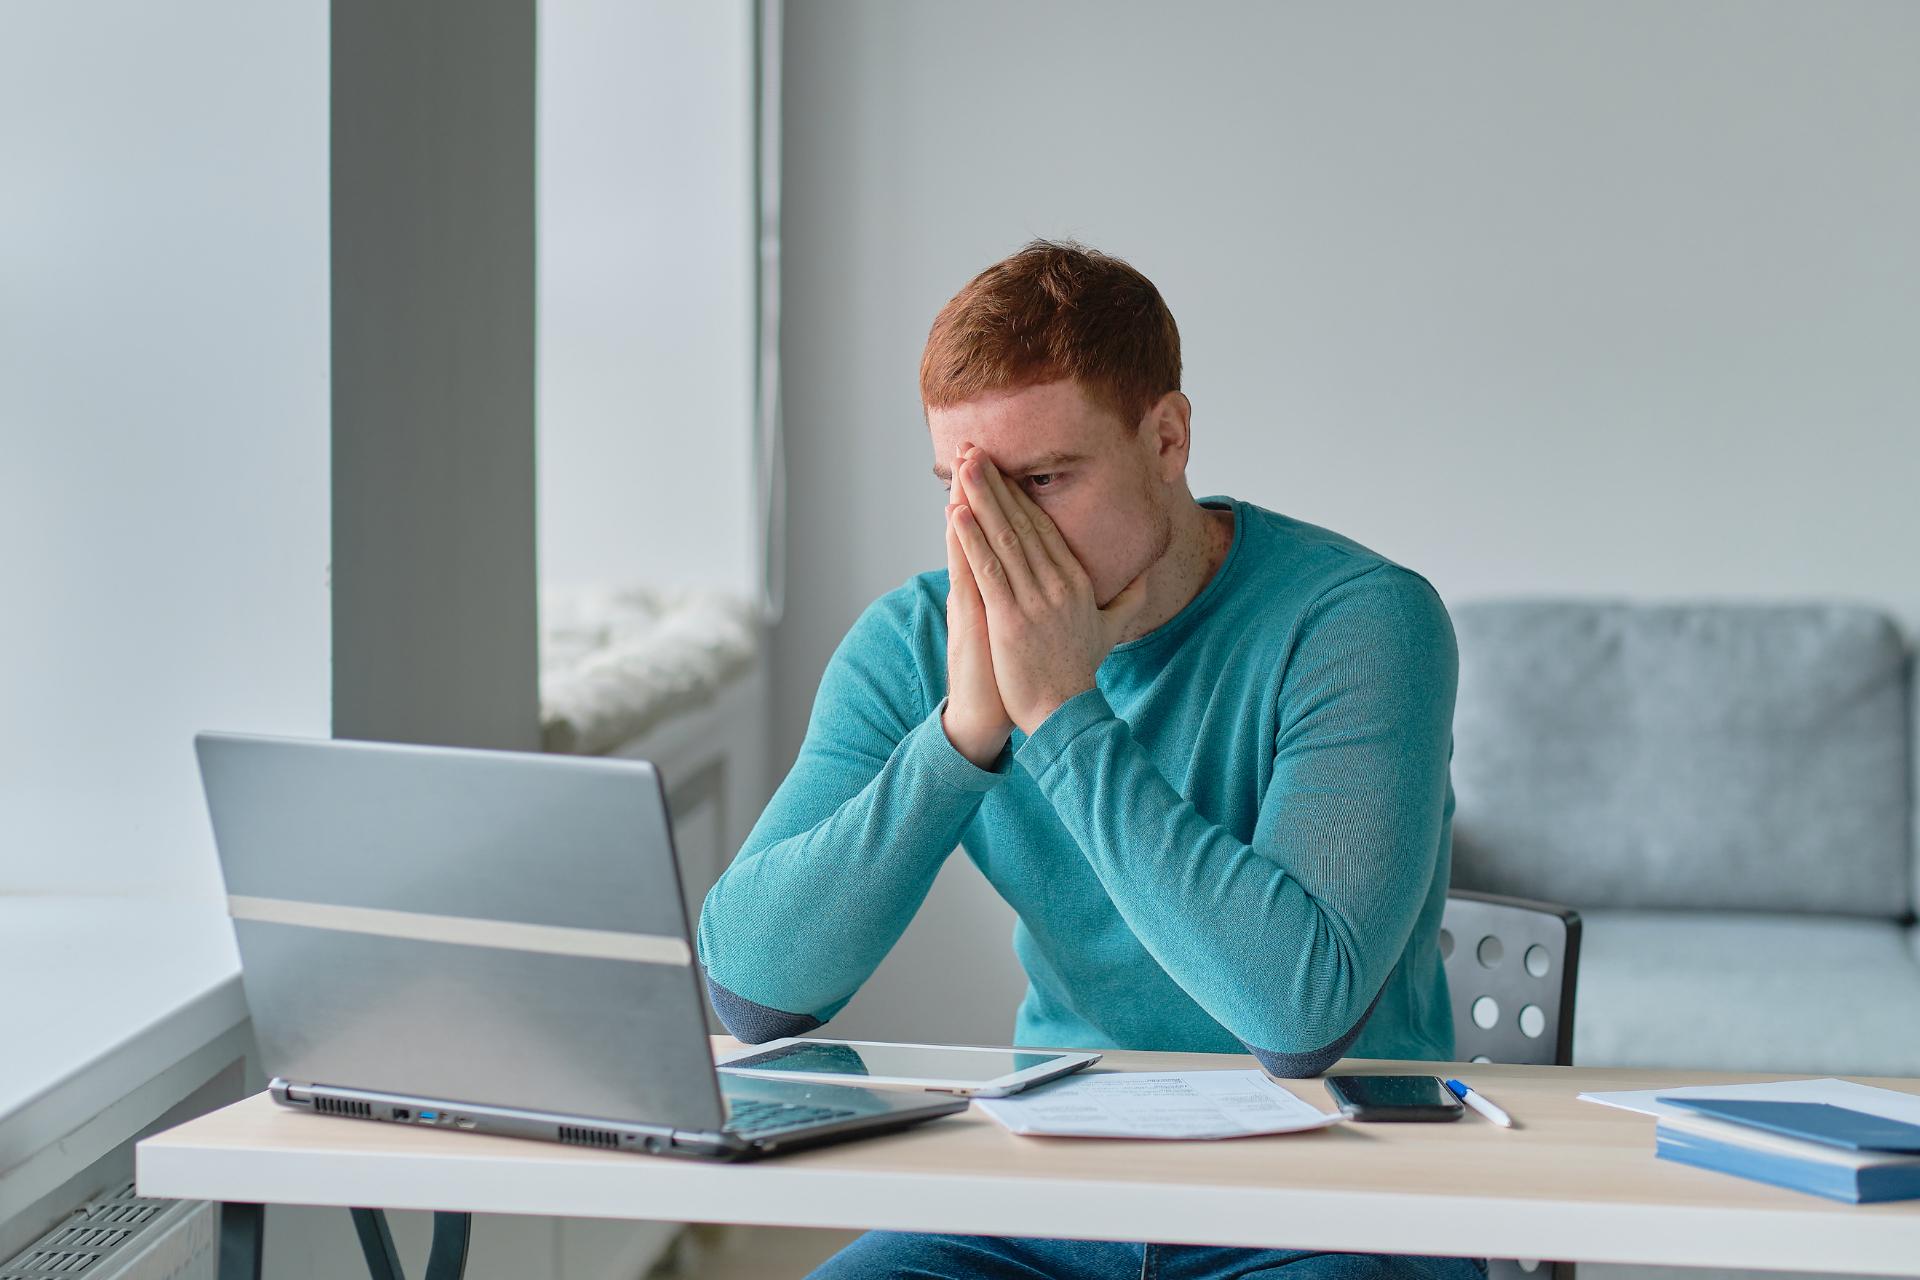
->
xmin=926 ymin=379 xmax=1118 ymax=480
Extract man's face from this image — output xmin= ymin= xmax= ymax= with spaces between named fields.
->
xmin=928 ymin=380 xmax=1174 ymax=609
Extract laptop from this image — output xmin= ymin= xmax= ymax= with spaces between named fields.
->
xmin=193 ymin=730 xmax=968 ymax=1161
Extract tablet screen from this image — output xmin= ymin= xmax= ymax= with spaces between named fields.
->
xmin=722 ymin=1040 xmax=1068 ymax=1084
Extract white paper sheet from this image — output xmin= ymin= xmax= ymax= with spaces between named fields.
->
xmin=975 ymin=1069 xmax=1347 ymax=1139
xmin=1577 ymin=1076 xmax=1920 ymax=1124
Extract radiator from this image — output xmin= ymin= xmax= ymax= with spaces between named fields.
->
xmin=1 ymin=1184 xmax=213 ymax=1280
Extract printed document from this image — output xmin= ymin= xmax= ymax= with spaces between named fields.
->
xmin=1578 ymin=1077 xmax=1920 ymax=1124
xmin=976 ymin=1069 xmax=1346 ymax=1139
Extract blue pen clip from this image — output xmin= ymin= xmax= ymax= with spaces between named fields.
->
xmin=1445 ymin=1077 xmax=1514 ymax=1126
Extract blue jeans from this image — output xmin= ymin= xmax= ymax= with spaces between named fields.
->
xmin=806 ymin=1232 xmax=1491 ymax=1280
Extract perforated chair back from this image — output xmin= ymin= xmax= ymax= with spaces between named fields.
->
xmin=1441 ymin=889 xmax=1582 ymax=1067
xmin=1442 ymin=890 xmax=1583 ymax=1280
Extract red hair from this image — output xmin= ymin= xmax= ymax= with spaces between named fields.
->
xmin=920 ymin=240 xmax=1181 ymax=427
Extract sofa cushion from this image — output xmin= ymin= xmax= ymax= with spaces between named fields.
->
xmin=1451 ymin=601 xmax=1912 ymax=918
xmin=1571 ymin=909 xmax=1920 ymax=1076
xmin=1582 ymin=1263 xmax=1890 ymax=1280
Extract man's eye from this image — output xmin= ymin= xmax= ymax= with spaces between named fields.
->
xmin=940 ymin=474 xmax=1059 ymax=495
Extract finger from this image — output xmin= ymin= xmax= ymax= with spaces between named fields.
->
xmin=978 ymin=459 xmax=1068 ymax=592
xmin=945 ymin=507 xmax=979 ymax=607
xmin=995 ymin=468 xmax=1081 ymax=584
xmin=958 ymin=453 xmax=1041 ymax=604
xmin=950 ymin=502 xmax=1013 ymax=608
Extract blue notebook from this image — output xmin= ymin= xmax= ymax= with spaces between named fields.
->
xmin=1654 ymin=1098 xmax=1920 ymax=1153
xmin=1652 ymin=1097 xmax=1920 ymax=1204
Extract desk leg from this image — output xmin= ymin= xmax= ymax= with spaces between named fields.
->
xmin=350 ymin=1208 xmax=405 ymax=1280
xmin=218 ymin=1203 xmax=264 ymax=1280
xmin=344 ymin=1208 xmax=471 ymax=1280
xmin=425 ymin=1212 xmax=471 ymax=1280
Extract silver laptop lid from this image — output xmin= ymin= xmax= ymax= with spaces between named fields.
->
xmin=194 ymin=731 xmax=726 ymax=1131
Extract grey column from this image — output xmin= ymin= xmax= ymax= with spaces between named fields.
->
xmin=330 ymin=0 xmax=539 ymax=750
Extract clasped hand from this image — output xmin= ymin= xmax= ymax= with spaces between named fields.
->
xmin=943 ymin=443 xmax=1148 ymax=747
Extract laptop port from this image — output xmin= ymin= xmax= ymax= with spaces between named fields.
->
xmin=392 ymin=1108 xmax=411 ymax=1121
xmin=418 ymin=1111 xmax=439 ymax=1122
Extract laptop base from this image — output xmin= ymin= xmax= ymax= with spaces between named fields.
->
xmin=273 ymin=1076 xmax=968 ymax=1163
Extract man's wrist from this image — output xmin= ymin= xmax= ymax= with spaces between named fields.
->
xmin=941 ymin=706 xmax=1009 ymax=771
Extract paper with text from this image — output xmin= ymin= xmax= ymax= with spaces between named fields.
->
xmin=1577 ymin=1077 xmax=1920 ymax=1124
xmin=976 ymin=1069 xmax=1347 ymax=1139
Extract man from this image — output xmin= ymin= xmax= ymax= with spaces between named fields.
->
xmin=697 ymin=241 xmax=1478 ymax=1280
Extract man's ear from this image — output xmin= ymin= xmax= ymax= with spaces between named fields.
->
xmin=1140 ymin=391 xmax=1193 ymax=481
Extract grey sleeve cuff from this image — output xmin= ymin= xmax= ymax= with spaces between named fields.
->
xmin=1240 ymin=981 xmax=1389 ymax=1078
xmin=705 ymin=973 xmax=825 ymax=1043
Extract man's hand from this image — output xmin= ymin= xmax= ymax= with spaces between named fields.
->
xmin=951 ymin=445 xmax=1149 ymax=735
xmin=943 ymin=445 xmax=1014 ymax=769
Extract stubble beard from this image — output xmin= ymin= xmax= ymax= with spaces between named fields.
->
xmin=1098 ymin=484 xmax=1175 ymax=623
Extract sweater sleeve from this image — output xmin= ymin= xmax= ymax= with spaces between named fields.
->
xmin=695 ymin=588 xmax=1013 ymax=1040
xmin=1012 ymin=564 xmax=1458 ymax=1076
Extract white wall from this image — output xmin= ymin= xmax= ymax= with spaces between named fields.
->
xmin=537 ymin=0 xmax=758 ymax=597
xmin=774 ymin=0 xmax=1920 ymax=1042
xmin=0 ymin=1 xmax=330 ymax=900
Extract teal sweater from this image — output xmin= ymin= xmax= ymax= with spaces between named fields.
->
xmin=696 ymin=495 xmax=1460 ymax=1075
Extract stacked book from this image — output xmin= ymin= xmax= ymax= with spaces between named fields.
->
xmin=1655 ymin=1097 xmax=1920 ymax=1203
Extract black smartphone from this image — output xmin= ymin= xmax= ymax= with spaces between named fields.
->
xmin=1323 ymin=1074 xmax=1464 ymax=1122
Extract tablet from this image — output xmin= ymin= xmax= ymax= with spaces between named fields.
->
xmin=716 ymin=1037 xmax=1102 ymax=1098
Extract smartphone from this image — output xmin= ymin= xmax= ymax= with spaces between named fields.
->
xmin=1322 ymin=1074 xmax=1464 ymax=1122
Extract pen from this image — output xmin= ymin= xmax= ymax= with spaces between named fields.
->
xmin=1445 ymin=1078 xmax=1514 ymax=1128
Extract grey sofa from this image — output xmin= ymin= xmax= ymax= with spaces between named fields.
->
xmin=1450 ymin=600 xmax=1919 ymax=1077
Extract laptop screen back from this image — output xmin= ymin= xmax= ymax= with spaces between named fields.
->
xmin=195 ymin=731 xmax=725 ymax=1129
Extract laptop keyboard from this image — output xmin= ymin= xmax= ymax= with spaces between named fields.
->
xmin=722 ymin=1097 xmax=859 ymax=1136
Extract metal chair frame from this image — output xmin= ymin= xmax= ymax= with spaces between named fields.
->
xmin=1441 ymin=888 xmax=1583 ymax=1280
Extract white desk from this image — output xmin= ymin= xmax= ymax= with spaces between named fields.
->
xmin=137 ymin=1039 xmax=1920 ymax=1279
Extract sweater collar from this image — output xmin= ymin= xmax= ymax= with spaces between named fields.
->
xmin=1106 ymin=495 xmax=1244 ymax=660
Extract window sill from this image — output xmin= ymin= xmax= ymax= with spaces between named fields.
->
xmin=0 ymin=895 xmax=247 ymax=1228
